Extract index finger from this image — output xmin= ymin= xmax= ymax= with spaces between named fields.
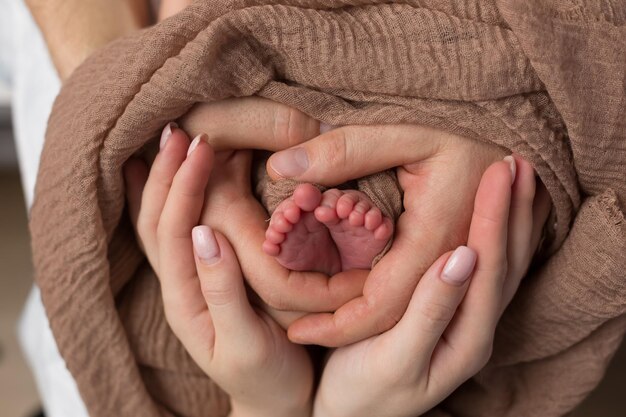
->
xmin=180 ymin=97 xmax=322 ymax=152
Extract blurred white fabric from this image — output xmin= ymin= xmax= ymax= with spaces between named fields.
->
xmin=0 ymin=0 xmax=90 ymax=415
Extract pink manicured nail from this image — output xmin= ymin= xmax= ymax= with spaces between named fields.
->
xmin=269 ymin=147 xmax=309 ymax=177
xmin=192 ymin=226 xmax=220 ymax=264
xmin=441 ymin=246 xmax=477 ymax=285
xmin=160 ymin=122 xmax=178 ymax=149
xmin=187 ymin=133 xmax=207 ymax=157
xmin=503 ymin=155 xmax=516 ymax=185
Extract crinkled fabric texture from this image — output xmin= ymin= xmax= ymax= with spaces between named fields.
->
xmin=29 ymin=1 xmax=626 ymax=416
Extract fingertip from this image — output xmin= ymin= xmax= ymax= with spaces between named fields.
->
xmin=160 ymin=122 xmax=178 ymax=150
xmin=441 ymin=246 xmax=477 ymax=286
xmin=267 ymin=147 xmax=309 ymax=179
xmin=510 ymin=154 xmax=536 ymax=202
xmin=474 ymin=160 xmax=514 ymax=211
xmin=287 ymin=313 xmax=335 ymax=346
xmin=503 ymin=155 xmax=516 ymax=185
xmin=192 ymin=225 xmax=221 ymax=265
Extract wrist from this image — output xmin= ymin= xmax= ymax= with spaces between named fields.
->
xmin=230 ymin=399 xmax=312 ymax=417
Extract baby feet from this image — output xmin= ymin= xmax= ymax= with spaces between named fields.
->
xmin=263 ymin=184 xmax=394 ymax=275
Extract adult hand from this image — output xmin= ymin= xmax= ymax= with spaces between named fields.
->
xmin=124 ymin=126 xmax=313 ymax=417
xmin=264 ymin=124 xmax=551 ymax=346
xmin=313 ymin=156 xmax=549 ymax=417
xmin=179 ymin=98 xmax=368 ymax=321
xmin=179 ymin=97 xmax=550 ymax=346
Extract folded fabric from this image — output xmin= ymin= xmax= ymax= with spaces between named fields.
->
xmin=29 ymin=1 xmax=626 ymax=416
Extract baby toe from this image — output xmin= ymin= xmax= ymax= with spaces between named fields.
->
xmin=315 ymin=189 xmax=342 ymax=225
xmin=364 ymin=207 xmax=383 ymax=231
xmin=336 ymin=193 xmax=359 ymax=219
xmin=293 ymin=183 xmax=322 ymax=212
xmin=281 ymin=200 xmax=301 ymax=224
xmin=262 ymin=240 xmax=281 ymax=256
xmin=348 ymin=200 xmax=370 ymax=226
xmin=374 ymin=218 xmax=394 ymax=241
xmin=271 ymin=211 xmax=294 ymax=233
xmin=265 ymin=227 xmax=286 ymax=244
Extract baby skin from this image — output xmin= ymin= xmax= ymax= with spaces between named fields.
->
xmin=262 ymin=183 xmax=394 ymax=276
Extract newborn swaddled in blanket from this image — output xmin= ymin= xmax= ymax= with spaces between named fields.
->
xmin=29 ymin=1 xmax=626 ymax=416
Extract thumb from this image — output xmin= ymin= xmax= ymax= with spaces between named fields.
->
xmin=266 ymin=124 xmax=453 ymax=186
xmin=192 ymin=225 xmax=260 ymax=341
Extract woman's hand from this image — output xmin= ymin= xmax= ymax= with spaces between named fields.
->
xmin=313 ymin=156 xmax=545 ymax=417
xmin=124 ymin=125 xmax=313 ymax=417
xmin=179 ymin=99 xmax=369 ymax=321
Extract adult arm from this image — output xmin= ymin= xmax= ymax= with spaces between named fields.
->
xmin=25 ymin=0 xmax=151 ymax=80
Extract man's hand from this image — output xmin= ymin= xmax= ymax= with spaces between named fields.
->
xmin=265 ymin=125 xmax=551 ymax=346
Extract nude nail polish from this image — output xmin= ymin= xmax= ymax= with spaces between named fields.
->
xmin=187 ymin=133 xmax=207 ymax=157
xmin=503 ymin=155 xmax=516 ymax=185
xmin=269 ymin=147 xmax=309 ymax=178
xmin=160 ymin=122 xmax=178 ymax=149
xmin=441 ymin=246 xmax=477 ymax=285
xmin=192 ymin=226 xmax=220 ymax=264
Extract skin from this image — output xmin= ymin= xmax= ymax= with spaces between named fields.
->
xmin=28 ymin=0 xmax=552 ymax=412
xmin=124 ymin=124 xmax=548 ymax=416
xmin=26 ymin=0 xmax=190 ymax=80
xmin=179 ymin=98 xmax=551 ymax=346
xmin=25 ymin=0 xmax=151 ymax=80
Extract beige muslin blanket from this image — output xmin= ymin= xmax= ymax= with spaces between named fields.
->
xmin=29 ymin=1 xmax=626 ymax=416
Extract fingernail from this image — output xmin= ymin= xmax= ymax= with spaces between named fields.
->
xmin=192 ymin=226 xmax=220 ymax=264
xmin=319 ymin=122 xmax=334 ymax=134
xmin=187 ymin=133 xmax=207 ymax=157
xmin=503 ymin=155 xmax=516 ymax=185
xmin=441 ymin=246 xmax=477 ymax=285
xmin=160 ymin=122 xmax=178 ymax=149
xmin=269 ymin=147 xmax=309 ymax=178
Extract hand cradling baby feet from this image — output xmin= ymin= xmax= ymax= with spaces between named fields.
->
xmin=262 ymin=183 xmax=394 ymax=276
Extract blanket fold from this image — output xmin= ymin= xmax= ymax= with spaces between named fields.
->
xmin=29 ymin=1 xmax=626 ymax=416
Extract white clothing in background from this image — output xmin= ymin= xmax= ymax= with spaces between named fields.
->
xmin=0 ymin=0 xmax=90 ymax=415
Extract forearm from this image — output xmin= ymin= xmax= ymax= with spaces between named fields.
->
xmin=26 ymin=0 xmax=151 ymax=80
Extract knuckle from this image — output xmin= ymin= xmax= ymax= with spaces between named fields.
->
xmin=466 ymin=336 xmax=494 ymax=373
xmin=364 ymin=294 xmax=404 ymax=334
xmin=377 ymin=306 xmax=403 ymax=334
xmin=418 ymin=301 xmax=456 ymax=333
xmin=273 ymin=105 xmax=312 ymax=149
xmin=260 ymin=290 xmax=289 ymax=311
xmin=321 ymin=130 xmax=349 ymax=169
xmin=231 ymin=342 xmax=271 ymax=371
xmin=200 ymin=283 xmax=235 ymax=307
